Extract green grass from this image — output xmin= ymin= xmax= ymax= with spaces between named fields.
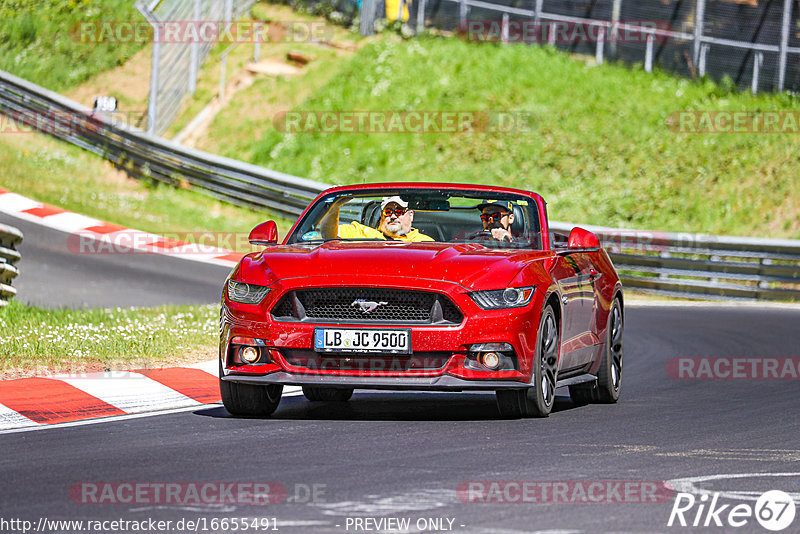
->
xmin=238 ymin=35 xmax=800 ymax=238
xmin=0 ymin=300 xmax=217 ymax=378
xmin=0 ymin=0 xmax=146 ymax=92
xmin=0 ymin=132 xmax=294 ymax=242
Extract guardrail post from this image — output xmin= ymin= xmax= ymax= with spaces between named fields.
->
xmin=0 ymin=223 xmax=23 ymax=307
xmin=777 ymin=0 xmax=792 ymax=91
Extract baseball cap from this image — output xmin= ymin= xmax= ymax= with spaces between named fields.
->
xmin=381 ymin=196 xmax=409 ymax=210
xmin=477 ymin=200 xmax=515 ymax=212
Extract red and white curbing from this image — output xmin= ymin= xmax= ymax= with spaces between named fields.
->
xmin=0 ymin=359 xmax=303 ymax=431
xmin=0 ymin=360 xmax=221 ymax=430
xmin=0 ymin=187 xmax=246 ymax=268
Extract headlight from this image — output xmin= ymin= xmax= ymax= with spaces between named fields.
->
xmin=227 ymin=281 xmax=271 ymax=304
xmin=470 ymin=286 xmax=534 ymax=310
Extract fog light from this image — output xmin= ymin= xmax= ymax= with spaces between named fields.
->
xmin=240 ymin=346 xmax=260 ymax=364
xmin=479 ymin=352 xmax=501 ymax=370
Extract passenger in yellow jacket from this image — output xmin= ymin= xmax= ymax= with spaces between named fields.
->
xmin=323 ymin=195 xmax=434 ymax=242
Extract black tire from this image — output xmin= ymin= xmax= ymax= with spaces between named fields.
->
xmin=302 ymin=386 xmax=354 ymax=402
xmin=220 ymin=361 xmax=283 ymax=416
xmin=496 ymin=304 xmax=559 ymax=418
xmin=568 ymin=297 xmax=623 ymax=404
xmin=595 ymin=298 xmax=623 ymax=403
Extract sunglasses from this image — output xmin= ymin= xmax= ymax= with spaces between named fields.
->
xmin=480 ymin=212 xmax=508 ymax=223
xmin=383 ymin=207 xmax=408 ymax=217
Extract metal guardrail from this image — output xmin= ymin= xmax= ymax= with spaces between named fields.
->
xmin=0 ymin=223 xmax=23 ymax=307
xmin=549 ymin=222 xmax=800 ymax=301
xmin=0 ymin=69 xmax=328 ymax=219
xmin=1 ymin=68 xmax=798 ymax=301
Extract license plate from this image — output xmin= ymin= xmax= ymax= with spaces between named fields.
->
xmin=314 ymin=328 xmax=411 ymax=353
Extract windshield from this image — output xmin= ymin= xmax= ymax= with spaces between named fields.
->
xmin=287 ymin=188 xmax=543 ymax=249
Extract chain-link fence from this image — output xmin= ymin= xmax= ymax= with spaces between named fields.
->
xmin=135 ymin=0 xmax=257 ymax=136
xmin=359 ymin=0 xmax=800 ymax=94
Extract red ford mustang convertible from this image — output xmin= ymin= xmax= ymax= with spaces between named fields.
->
xmin=219 ymin=183 xmax=623 ymax=418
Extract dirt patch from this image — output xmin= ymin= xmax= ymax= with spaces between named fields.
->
xmin=66 ymin=46 xmax=153 ymax=115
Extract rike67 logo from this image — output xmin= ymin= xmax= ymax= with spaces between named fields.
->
xmin=668 ymin=490 xmax=796 ymax=531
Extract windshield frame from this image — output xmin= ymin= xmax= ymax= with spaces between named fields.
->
xmin=285 ymin=186 xmax=546 ymax=250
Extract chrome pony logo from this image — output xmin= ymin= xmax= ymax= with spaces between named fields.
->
xmin=351 ymin=299 xmax=388 ymax=314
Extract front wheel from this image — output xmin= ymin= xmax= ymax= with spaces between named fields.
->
xmin=496 ymin=304 xmax=559 ymax=418
xmin=220 ymin=361 xmax=283 ymax=416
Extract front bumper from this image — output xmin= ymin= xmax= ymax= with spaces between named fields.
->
xmin=221 ymin=372 xmax=530 ymax=391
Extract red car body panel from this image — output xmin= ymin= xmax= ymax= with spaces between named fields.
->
xmin=220 ymin=183 xmax=622 ymax=391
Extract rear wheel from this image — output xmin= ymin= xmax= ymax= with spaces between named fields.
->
xmin=496 ymin=304 xmax=559 ymax=418
xmin=569 ymin=297 xmax=623 ymax=404
xmin=220 ymin=361 xmax=283 ymax=416
xmin=595 ymin=298 xmax=623 ymax=403
xmin=302 ymin=386 xmax=354 ymax=402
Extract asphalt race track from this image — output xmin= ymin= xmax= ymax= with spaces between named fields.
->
xmin=2 ymin=304 xmax=799 ymax=533
xmin=0 ymin=212 xmax=233 ymax=308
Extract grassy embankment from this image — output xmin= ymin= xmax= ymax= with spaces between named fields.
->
xmin=0 ymin=300 xmax=217 ymax=379
xmin=222 ymin=35 xmax=799 ymax=238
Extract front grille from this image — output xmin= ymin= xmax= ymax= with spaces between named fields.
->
xmin=271 ymin=288 xmax=463 ymax=325
xmin=281 ymin=349 xmax=450 ymax=371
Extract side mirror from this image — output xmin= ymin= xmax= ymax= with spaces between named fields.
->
xmin=249 ymin=221 xmax=278 ymax=245
xmin=567 ymin=227 xmax=600 ymax=249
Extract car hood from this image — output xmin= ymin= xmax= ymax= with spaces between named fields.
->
xmin=236 ymin=241 xmax=552 ymax=290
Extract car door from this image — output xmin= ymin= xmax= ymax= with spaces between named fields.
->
xmin=551 ymin=255 xmax=588 ymax=372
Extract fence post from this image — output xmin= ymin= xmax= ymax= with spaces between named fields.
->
xmin=595 ymin=26 xmax=605 ymax=64
xmin=360 ymin=0 xmax=377 ymax=36
xmin=610 ymin=0 xmax=621 ymax=59
xmin=645 ymin=32 xmax=654 ymax=72
xmin=224 ymin=0 xmax=233 ymax=28
xmin=459 ymin=0 xmax=468 ymax=29
xmin=136 ymin=1 xmax=161 ymax=135
xmin=698 ymin=43 xmax=709 ymax=77
xmin=752 ymin=52 xmax=763 ymax=94
xmin=416 ymin=0 xmax=426 ymax=33
xmin=502 ymin=13 xmax=509 ymax=44
xmin=693 ymin=0 xmax=706 ymax=67
xmin=777 ymin=0 xmax=792 ymax=91
xmin=534 ymin=0 xmax=543 ymax=25
xmin=189 ymin=0 xmax=201 ymax=94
